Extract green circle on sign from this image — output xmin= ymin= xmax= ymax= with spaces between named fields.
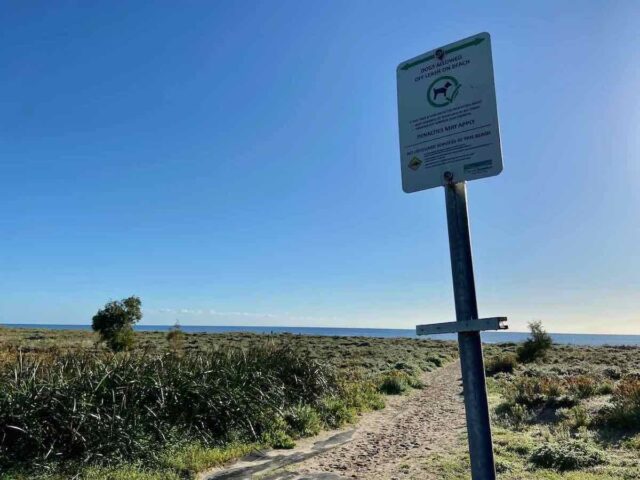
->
xmin=427 ymin=75 xmax=461 ymax=108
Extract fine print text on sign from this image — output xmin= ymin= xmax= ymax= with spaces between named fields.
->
xmin=397 ymin=32 xmax=502 ymax=193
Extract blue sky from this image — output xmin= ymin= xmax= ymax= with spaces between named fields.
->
xmin=1 ymin=1 xmax=639 ymax=333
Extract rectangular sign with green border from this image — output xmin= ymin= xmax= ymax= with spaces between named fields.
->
xmin=397 ymin=32 xmax=503 ymax=193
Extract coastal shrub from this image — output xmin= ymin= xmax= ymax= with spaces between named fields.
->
xmin=286 ymin=404 xmax=322 ymax=438
xmin=530 ymin=439 xmax=606 ymax=470
xmin=264 ymin=429 xmax=295 ymax=449
xmin=166 ymin=322 xmax=185 ymax=356
xmin=596 ymin=380 xmax=614 ymax=395
xmin=566 ymin=375 xmax=597 ymax=398
xmin=517 ymin=321 xmax=552 ymax=363
xmin=495 ymin=458 xmax=516 ymax=474
xmin=0 ymin=344 xmax=336 ymax=468
xmin=393 ymin=361 xmax=419 ymax=376
xmin=485 ymin=353 xmax=517 ymax=376
xmin=601 ymin=376 xmax=640 ymax=429
xmin=344 ymin=378 xmax=385 ymax=411
xmin=159 ymin=442 xmax=257 ymax=474
xmin=91 ymin=296 xmax=142 ymax=352
xmin=495 ymin=401 xmax=534 ymax=429
xmin=320 ymin=377 xmax=384 ymax=429
xmin=426 ymin=355 xmax=444 ymax=368
xmin=622 ymin=434 xmax=640 ymax=450
xmin=603 ymin=366 xmax=622 ymax=380
xmin=321 ymin=397 xmax=357 ymax=428
xmin=393 ymin=363 xmax=424 ymax=389
xmin=558 ymin=406 xmax=591 ymax=429
xmin=507 ymin=376 xmax=566 ymax=408
xmin=378 ymin=371 xmax=410 ymax=395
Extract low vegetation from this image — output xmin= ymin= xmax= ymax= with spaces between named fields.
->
xmin=0 ymin=345 xmax=338 ymax=468
xmin=4 ymin=320 xmax=638 ymax=479
xmin=530 ymin=439 xmax=607 ymax=471
xmin=601 ymin=376 xmax=640 ymax=429
xmin=426 ymin=323 xmax=640 ymax=479
xmin=0 ymin=326 xmax=456 ymax=479
xmin=485 ymin=352 xmax=518 ymax=376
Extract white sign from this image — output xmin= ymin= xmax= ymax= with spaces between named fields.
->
xmin=397 ymin=32 xmax=502 ymax=193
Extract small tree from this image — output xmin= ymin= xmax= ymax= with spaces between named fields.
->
xmin=517 ymin=320 xmax=552 ymax=363
xmin=92 ymin=296 xmax=142 ymax=352
xmin=166 ymin=320 xmax=185 ymax=355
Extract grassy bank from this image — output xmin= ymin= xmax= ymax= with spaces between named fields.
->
xmin=0 ymin=327 xmax=457 ymax=479
xmin=426 ymin=343 xmax=640 ymax=479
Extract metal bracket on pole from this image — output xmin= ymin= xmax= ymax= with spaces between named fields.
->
xmin=416 ymin=317 xmax=507 ymax=336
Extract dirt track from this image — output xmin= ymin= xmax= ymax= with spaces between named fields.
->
xmin=205 ymin=361 xmax=467 ymax=479
xmin=292 ymin=360 xmax=467 ymax=479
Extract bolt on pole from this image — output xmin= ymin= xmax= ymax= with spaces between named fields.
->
xmin=444 ymin=179 xmax=496 ymax=480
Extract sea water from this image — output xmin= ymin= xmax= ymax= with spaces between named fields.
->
xmin=3 ymin=324 xmax=640 ymax=346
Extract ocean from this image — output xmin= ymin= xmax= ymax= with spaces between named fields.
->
xmin=2 ymin=324 xmax=640 ymax=347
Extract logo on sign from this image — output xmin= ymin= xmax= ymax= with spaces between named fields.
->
xmin=427 ymin=75 xmax=461 ymax=108
xmin=408 ymin=156 xmax=422 ymax=171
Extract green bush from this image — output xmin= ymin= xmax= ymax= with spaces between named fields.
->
xmin=321 ymin=397 xmax=357 ymax=428
xmin=558 ymin=406 xmax=591 ymax=429
xmin=320 ymin=378 xmax=384 ymax=429
xmin=341 ymin=379 xmax=385 ymax=411
xmin=530 ymin=439 xmax=606 ymax=471
xmin=517 ymin=321 xmax=552 ymax=363
xmin=485 ymin=353 xmax=517 ymax=376
xmin=495 ymin=401 xmax=534 ymax=429
xmin=425 ymin=356 xmax=443 ymax=368
xmin=263 ymin=429 xmax=295 ymax=449
xmin=596 ymin=380 xmax=614 ymax=395
xmin=286 ymin=404 xmax=322 ymax=438
xmin=91 ymin=296 xmax=142 ymax=352
xmin=0 ymin=345 xmax=336 ymax=468
xmin=378 ymin=371 xmax=410 ymax=395
xmin=622 ymin=435 xmax=640 ymax=450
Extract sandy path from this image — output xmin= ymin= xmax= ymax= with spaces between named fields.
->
xmin=291 ymin=360 xmax=467 ymax=479
xmin=205 ymin=361 xmax=467 ymax=480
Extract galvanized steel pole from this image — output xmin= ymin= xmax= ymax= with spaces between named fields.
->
xmin=444 ymin=179 xmax=496 ymax=480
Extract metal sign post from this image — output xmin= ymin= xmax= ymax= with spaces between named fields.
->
xmin=396 ymin=33 xmax=507 ymax=479
xmin=444 ymin=178 xmax=496 ymax=479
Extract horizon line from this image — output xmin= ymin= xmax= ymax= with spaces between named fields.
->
xmin=1 ymin=322 xmax=639 ymax=337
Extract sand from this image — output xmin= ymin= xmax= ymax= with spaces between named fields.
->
xmin=205 ymin=361 xmax=467 ymax=479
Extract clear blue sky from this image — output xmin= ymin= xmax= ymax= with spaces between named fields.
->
xmin=1 ymin=1 xmax=639 ymax=333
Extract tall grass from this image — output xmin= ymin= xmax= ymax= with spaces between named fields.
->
xmin=0 ymin=344 xmax=338 ymax=469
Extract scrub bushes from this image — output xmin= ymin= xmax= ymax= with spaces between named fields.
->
xmin=517 ymin=321 xmax=552 ymax=363
xmin=485 ymin=353 xmax=518 ymax=376
xmin=601 ymin=376 xmax=640 ymax=429
xmin=530 ymin=439 xmax=606 ymax=471
xmin=378 ymin=371 xmax=411 ymax=395
xmin=0 ymin=345 xmax=337 ymax=469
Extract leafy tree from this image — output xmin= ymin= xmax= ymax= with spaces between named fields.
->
xmin=91 ymin=296 xmax=142 ymax=351
xmin=517 ymin=320 xmax=553 ymax=363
